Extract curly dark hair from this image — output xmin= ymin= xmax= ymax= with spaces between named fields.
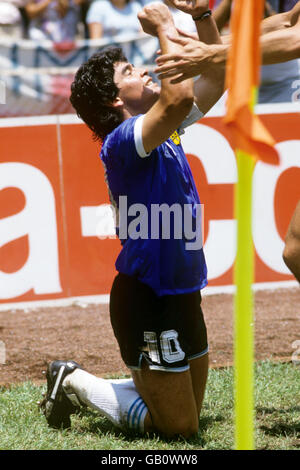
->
xmin=70 ymin=46 xmax=128 ymax=141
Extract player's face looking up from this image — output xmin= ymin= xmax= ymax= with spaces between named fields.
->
xmin=113 ymin=61 xmax=161 ymax=116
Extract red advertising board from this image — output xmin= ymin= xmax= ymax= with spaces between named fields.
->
xmin=0 ymin=104 xmax=299 ymax=305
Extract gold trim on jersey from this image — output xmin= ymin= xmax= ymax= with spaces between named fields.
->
xmin=170 ymin=130 xmax=181 ymax=146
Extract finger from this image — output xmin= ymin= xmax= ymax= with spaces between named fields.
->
xmin=169 ymin=69 xmax=196 ymax=83
xmin=170 ymin=74 xmax=187 ymax=84
xmin=158 ymin=72 xmax=186 ymax=84
xmin=155 ymin=58 xmax=186 ymax=72
xmin=166 ymin=33 xmax=189 ymax=46
xmin=157 ymin=69 xmax=181 ymax=80
xmin=156 ymin=49 xmax=162 ymax=55
xmin=155 ymin=53 xmax=182 ymax=64
xmin=155 ymin=63 xmax=181 ymax=74
xmin=175 ymin=27 xmax=198 ymax=40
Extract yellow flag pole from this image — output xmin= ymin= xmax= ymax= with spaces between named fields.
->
xmin=234 ymin=89 xmax=257 ymax=451
xmin=234 ymin=149 xmax=255 ymax=450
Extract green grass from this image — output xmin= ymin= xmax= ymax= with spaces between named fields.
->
xmin=0 ymin=361 xmax=299 ymax=450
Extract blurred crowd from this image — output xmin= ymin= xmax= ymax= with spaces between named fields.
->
xmin=0 ymin=0 xmax=299 ymax=103
xmin=0 ymin=0 xmax=297 ymax=43
xmin=1 ymin=0 xmax=297 ymax=42
xmin=0 ymin=0 xmax=199 ymax=41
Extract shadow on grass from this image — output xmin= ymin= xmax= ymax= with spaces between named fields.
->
xmin=257 ymin=406 xmax=300 ymax=438
xmin=259 ymin=422 xmax=300 ymax=438
xmin=256 ymin=406 xmax=300 ymax=415
xmin=75 ymin=408 xmax=226 ymax=447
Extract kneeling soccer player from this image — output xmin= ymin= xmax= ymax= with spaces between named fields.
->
xmin=40 ymin=1 xmax=225 ymax=438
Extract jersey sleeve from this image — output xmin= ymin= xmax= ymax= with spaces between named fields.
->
xmin=177 ymin=102 xmax=203 ymax=136
xmin=101 ymin=115 xmax=151 ymax=171
xmin=133 ymin=115 xmax=151 ymax=158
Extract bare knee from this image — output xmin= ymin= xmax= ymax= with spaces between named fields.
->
xmin=132 ymin=361 xmax=200 ymax=439
xmin=169 ymin=420 xmax=199 ymax=439
xmin=153 ymin=413 xmax=199 ymax=439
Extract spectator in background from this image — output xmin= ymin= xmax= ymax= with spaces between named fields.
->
xmin=25 ymin=0 xmax=87 ymax=42
xmin=86 ymin=0 xmax=142 ymax=40
xmin=78 ymin=0 xmax=90 ymax=38
xmin=259 ymin=0 xmax=300 ymax=103
xmin=0 ymin=0 xmax=28 ymax=37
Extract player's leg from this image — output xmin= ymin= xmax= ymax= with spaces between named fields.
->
xmin=40 ymin=274 xmax=152 ymax=432
xmin=189 ymin=352 xmax=209 ymax=416
xmin=40 ymin=355 xmax=208 ymax=437
xmin=40 ymin=358 xmax=150 ymax=432
xmin=150 ymin=289 xmax=209 ymax=421
xmin=110 ymin=277 xmax=209 ymax=438
xmin=40 ymin=274 xmax=208 ymax=438
xmin=131 ymin=358 xmax=203 ymax=438
xmin=41 ymin=357 xmax=199 ymax=438
xmin=131 ymin=353 xmax=209 ymax=437
xmin=186 ymin=303 xmax=209 ymax=416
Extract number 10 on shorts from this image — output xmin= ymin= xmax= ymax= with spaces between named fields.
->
xmin=144 ymin=330 xmax=185 ymax=364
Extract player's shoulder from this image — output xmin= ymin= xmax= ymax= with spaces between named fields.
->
xmin=100 ymin=115 xmax=142 ymax=166
xmin=103 ymin=115 xmax=140 ymax=149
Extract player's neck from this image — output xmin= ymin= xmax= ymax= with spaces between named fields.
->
xmin=122 ymin=108 xmax=133 ymax=121
xmin=122 ymin=102 xmax=153 ymax=119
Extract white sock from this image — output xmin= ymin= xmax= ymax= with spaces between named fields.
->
xmin=62 ymin=369 xmax=148 ymax=433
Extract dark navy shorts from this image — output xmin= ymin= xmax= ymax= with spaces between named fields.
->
xmin=109 ymin=273 xmax=208 ymax=373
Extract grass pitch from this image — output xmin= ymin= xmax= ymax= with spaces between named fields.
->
xmin=0 ymin=360 xmax=299 ymax=451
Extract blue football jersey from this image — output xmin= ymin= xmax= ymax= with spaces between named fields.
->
xmin=100 ymin=113 xmax=208 ymax=296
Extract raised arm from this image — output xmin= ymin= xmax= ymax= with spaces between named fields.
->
xmin=259 ymin=8 xmax=300 ymax=64
xmin=137 ymin=2 xmax=194 ymax=153
xmin=212 ymin=0 xmax=232 ymax=32
xmin=188 ymin=0 xmax=226 ymax=113
xmin=155 ymin=0 xmax=226 ymax=114
xmin=260 ymin=0 xmax=300 ymax=34
xmin=155 ymin=1 xmax=300 ymax=80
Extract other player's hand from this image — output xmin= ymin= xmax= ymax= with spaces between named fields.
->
xmin=155 ymin=30 xmax=214 ymax=82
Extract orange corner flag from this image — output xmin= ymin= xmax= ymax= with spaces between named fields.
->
xmin=224 ymin=0 xmax=279 ymax=166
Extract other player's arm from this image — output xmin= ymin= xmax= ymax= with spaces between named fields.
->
xmin=283 ymin=201 xmax=300 ymax=284
xmin=191 ymin=2 xmax=225 ymax=114
xmin=212 ymin=0 xmax=232 ymax=32
xmin=155 ymin=0 xmax=226 ymax=115
xmin=155 ymin=1 xmax=300 ymax=80
xmin=259 ymin=0 xmax=300 ymax=35
xmin=222 ymin=5 xmax=300 ymax=64
xmin=259 ymin=9 xmax=300 ymax=64
xmin=137 ymin=2 xmax=194 ymax=154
